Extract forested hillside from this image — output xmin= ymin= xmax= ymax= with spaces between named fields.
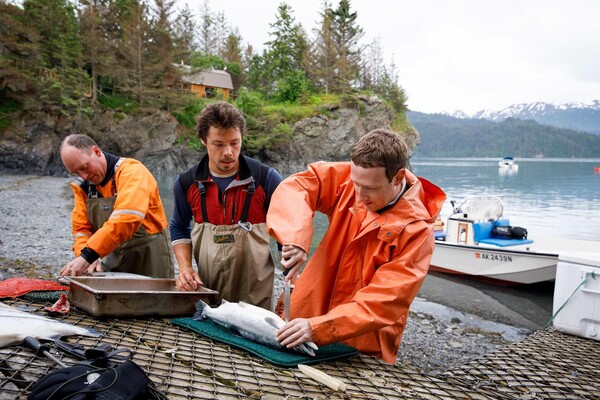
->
xmin=408 ymin=111 xmax=600 ymax=158
xmin=0 ymin=0 xmax=410 ymax=155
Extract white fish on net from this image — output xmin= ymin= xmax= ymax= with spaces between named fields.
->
xmin=0 ymin=302 xmax=101 ymax=347
xmin=194 ymin=300 xmax=318 ymax=356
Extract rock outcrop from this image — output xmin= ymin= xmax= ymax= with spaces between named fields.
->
xmin=0 ymin=110 xmax=194 ymax=176
xmin=267 ymin=95 xmax=418 ymax=175
xmin=0 ymin=95 xmax=418 ymax=176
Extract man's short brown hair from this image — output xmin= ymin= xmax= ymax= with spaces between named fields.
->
xmin=351 ymin=129 xmax=410 ymax=182
xmin=196 ymin=101 xmax=246 ymax=141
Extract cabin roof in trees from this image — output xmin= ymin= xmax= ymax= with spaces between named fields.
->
xmin=178 ymin=65 xmax=234 ymax=90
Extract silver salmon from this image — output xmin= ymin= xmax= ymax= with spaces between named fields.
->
xmin=0 ymin=302 xmax=101 ymax=347
xmin=194 ymin=300 xmax=318 ymax=356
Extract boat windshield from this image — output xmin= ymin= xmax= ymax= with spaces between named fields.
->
xmin=455 ymin=196 xmax=504 ymax=221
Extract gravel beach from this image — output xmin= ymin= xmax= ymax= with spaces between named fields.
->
xmin=0 ymin=173 xmax=530 ymax=375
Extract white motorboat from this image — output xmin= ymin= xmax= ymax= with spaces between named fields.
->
xmin=498 ymin=156 xmax=519 ymax=171
xmin=431 ymin=196 xmax=600 ymax=285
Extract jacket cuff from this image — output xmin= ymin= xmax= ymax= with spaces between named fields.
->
xmin=80 ymin=247 xmax=100 ymax=264
xmin=308 ymin=315 xmax=336 ymax=345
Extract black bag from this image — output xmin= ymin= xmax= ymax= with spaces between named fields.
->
xmin=28 ymin=360 xmax=166 ymax=400
xmin=28 ymin=340 xmax=167 ymax=400
xmin=510 ymin=226 xmax=528 ymax=239
xmin=491 ymin=225 xmax=528 ymax=239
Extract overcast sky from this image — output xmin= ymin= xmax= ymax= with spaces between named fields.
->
xmin=179 ymin=0 xmax=600 ymax=115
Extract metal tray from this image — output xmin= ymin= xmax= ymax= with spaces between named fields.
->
xmin=61 ymin=277 xmax=218 ymax=318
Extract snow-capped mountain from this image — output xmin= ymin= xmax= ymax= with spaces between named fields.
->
xmin=447 ymin=100 xmax=600 ymax=134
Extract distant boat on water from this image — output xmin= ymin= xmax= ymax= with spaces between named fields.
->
xmin=498 ymin=156 xmax=519 ymax=172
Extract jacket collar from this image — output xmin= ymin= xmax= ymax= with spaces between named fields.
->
xmin=98 ymin=152 xmax=119 ymax=187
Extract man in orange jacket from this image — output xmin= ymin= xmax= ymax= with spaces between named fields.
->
xmin=59 ymin=134 xmax=174 ymax=278
xmin=267 ymin=129 xmax=446 ymax=363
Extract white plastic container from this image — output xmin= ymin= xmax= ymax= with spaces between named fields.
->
xmin=553 ymin=252 xmax=600 ymax=341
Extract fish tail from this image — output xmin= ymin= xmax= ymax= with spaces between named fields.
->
xmin=84 ymin=327 xmax=102 ymax=337
xmin=51 ymin=326 xmax=101 ymax=340
xmin=193 ymin=299 xmax=209 ymax=320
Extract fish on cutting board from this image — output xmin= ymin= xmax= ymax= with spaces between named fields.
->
xmin=0 ymin=302 xmax=101 ymax=347
xmin=194 ymin=300 xmax=318 ymax=356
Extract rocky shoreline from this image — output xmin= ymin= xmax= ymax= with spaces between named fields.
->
xmin=0 ymin=173 xmax=527 ymax=375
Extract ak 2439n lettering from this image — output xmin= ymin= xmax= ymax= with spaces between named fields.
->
xmin=476 ymin=252 xmax=513 ymax=262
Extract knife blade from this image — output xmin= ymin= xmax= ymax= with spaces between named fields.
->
xmin=283 ymin=268 xmax=291 ymax=322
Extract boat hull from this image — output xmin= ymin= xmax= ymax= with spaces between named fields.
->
xmin=430 ymin=242 xmax=557 ymax=284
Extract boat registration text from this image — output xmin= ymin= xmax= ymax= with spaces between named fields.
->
xmin=475 ymin=252 xmax=513 ymax=262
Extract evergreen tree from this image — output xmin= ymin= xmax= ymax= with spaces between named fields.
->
xmin=310 ymin=1 xmax=335 ymax=93
xmin=197 ymin=0 xmax=215 ymax=55
xmin=214 ymin=10 xmax=229 ymax=58
xmin=245 ymin=52 xmax=269 ymax=94
xmin=331 ymin=0 xmax=363 ymax=93
xmin=260 ymin=3 xmax=310 ymax=101
xmin=147 ymin=0 xmax=179 ymax=110
xmin=23 ymin=0 xmax=85 ymax=110
xmin=361 ymin=37 xmax=384 ymax=89
xmin=377 ymin=57 xmax=407 ymax=113
xmin=79 ymin=0 xmax=117 ymax=105
xmin=222 ymin=29 xmax=245 ymax=89
xmin=172 ymin=3 xmax=197 ymax=65
xmin=0 ymin=1 xmax=41 ymax=107
xmin=113 ymin=0 xmax=149 ymax=104
xmin=265 ymin=4 xmax=306 ymax=79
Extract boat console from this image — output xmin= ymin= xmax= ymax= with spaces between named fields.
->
xmin=442 ymin=196 xmax=532 ymax=247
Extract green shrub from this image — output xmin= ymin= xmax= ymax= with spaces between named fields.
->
xmin=175 ymin=132 xmax=204 ymax=152
xmin=172 ymin=99 xmax=208 ymax=129
xmin=98 ymin=93 xmax=139 ymax=113
xmin=234 ymin=89 xmax=264 ymax=116
xmin=262 ymin=103 xmax=319 ymax=122
xmin=0 ymin=97 xmax=22 ymax=114
xmin=340 ymin=93 xmax=361 ymax=109
xmin=273 ymin=122 xmax=294 ymax=138
xmin=0 ymin=117 xmax=11 ymax=131
xmin=392 ymin=112 xmax=412 ymax=133
xmin=307 ymin=93 xmax=341 ymax=107
xmin=275 ymin=70 xmax=312 ymax=103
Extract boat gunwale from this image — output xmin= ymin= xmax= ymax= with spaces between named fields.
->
xmin=434 ymin=240 xmax=558 ymax=258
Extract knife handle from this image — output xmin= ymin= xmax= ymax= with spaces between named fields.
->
xmin=282 ymin=257 xmax=291 ymax=276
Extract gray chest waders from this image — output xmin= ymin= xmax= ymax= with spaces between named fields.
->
xmin=86 ymin=185 xmax=174 ymax=278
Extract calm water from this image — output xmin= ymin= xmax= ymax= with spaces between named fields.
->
xmin=412 ymin=157 xmax=600 ymax=241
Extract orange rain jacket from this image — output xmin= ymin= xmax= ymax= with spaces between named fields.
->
xmin=267 ymin=162 xmax=446 ymax=363
xmin=70 ymin=158 xmax=169 ymax=259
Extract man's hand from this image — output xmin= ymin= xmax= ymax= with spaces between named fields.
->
xmin=276 ymin=318 xmax=313 ymax=349
xmin=281 ymin=245 xmax=307 ymax=281
xmin=85 ymin=259 xmax=103 ymax=275
xmin=176 ymin=268 xmax=204 ymax=291
xmin=60 ymin=256 xmax=91 ymax=276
